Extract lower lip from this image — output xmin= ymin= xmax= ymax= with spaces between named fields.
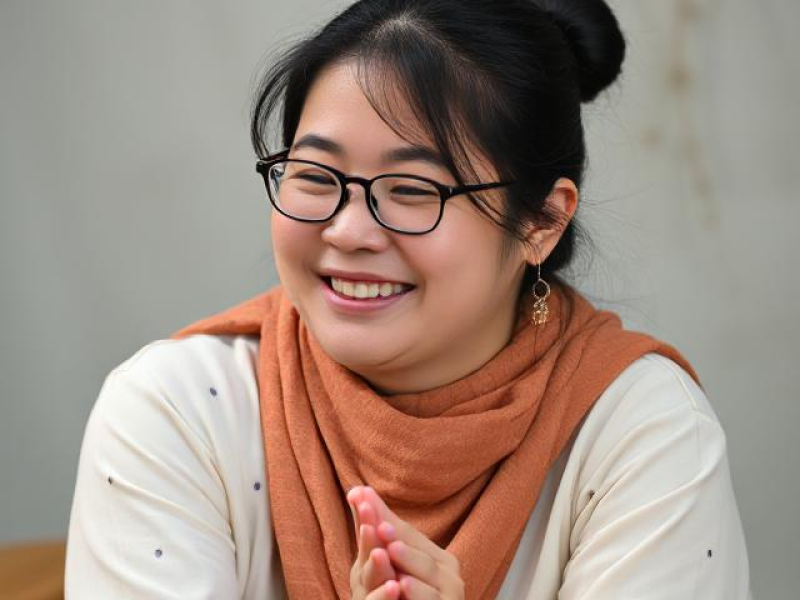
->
xmin=321 ymin=279 xmax=414 ymax=313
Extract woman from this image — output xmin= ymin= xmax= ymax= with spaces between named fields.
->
xmin=64 ymin=1 xmax=752 ymax=599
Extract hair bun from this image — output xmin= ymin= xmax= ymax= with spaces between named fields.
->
xmin=532 ymin=0 xmax=626 ymax=102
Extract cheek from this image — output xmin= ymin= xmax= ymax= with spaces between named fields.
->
xmin=271 ymin=216 xmax=315 ymax=273
xmin=270 ymin=217 xmax=329 ymax=311
xmin=414 ymin=211 xmax=503 ymax=292
xmin=270 ymin=216 xmax=291 ymax=263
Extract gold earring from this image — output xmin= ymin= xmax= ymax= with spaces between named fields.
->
xmin=531 ymin=257 xmax=550 ymax=326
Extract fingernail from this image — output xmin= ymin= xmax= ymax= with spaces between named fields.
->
xmin=383 ymin=522 xmax=396 ymax=538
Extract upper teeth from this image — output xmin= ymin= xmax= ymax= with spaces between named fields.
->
xmin=331 ymin=277 xmax=411 ymax=299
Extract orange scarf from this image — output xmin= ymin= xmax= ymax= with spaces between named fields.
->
xmin=169 ymin=279 xmax=700 ymax=599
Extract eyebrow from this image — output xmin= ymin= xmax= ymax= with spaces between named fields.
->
xmin=290 ymin=133 xmax=447 ymax=170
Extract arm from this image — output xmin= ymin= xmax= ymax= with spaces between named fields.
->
xmin=559 ymin=357 xmax=752 ymax=599
xmin=65 ymin=367 xmax=238 ymax=599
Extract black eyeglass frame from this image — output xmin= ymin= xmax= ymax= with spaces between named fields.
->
xmin=255 ymin=149 xmax=518 ymax=235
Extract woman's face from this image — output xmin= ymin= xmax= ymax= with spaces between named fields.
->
xmin=270 ymin=61 xmax=530 ymax=394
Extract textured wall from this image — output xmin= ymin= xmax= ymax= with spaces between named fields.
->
xmin=1 ymin=1 xmax=797 ymax=597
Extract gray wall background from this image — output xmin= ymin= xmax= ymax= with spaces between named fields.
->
xmin=1 ymin=1 xmax=797 ymax=597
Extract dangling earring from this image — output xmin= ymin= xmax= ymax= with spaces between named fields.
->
xmin=531 ymin=253 xmax=550 ymax=326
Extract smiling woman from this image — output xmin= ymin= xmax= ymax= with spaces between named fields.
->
xmin=65 ymin=1 xmax=752 ymax=599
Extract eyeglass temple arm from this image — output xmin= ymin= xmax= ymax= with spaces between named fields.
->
xmin=445 ymin=180 xmax=517 ymax=197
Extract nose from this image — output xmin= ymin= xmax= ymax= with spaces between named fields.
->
xmin=320 ymin=182 xmax=389 ymax=252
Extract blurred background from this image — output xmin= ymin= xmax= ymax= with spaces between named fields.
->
xmin=1 ymin=0 xmax=797 ymax=597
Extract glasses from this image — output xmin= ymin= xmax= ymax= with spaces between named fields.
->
xmin=255 ymin=149 xmax=517 ymax=235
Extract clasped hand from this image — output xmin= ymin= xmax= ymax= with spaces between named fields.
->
xmin=347 ymin=485 xmax=465 ymax=600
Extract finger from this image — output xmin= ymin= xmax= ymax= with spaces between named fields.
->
xmin=397 ymin=573 xmax=441 ymax=600
xmin=349 ymin=487 xmax=387 ymax=543
xmin=360 ymin=520 xmax=401 ymax=591
xmin=359 ymin=521 xmax=396 ymax=568
xmin=357 ymin=523 xmax=374 ymax=565
xmin=358 ymin=499 xmax=380 ymax=530
xmin=359 ymin=520 xmax=386 ymax=561
xmin=363 ymin=546 xmax=399 ymax=592
xmin=377 ymin=520 xmax=397 ymax=545
xmin=386 ymin=540 xmax=461 ymax=595
xmin=348 ymin=499 xmax=360 ymax=540
xmin=361 ymin=487 xmax=458 ymax=573
xmin=359 ymin=497 xmax=402 ymax=568
xmin=365 ymin=578 xmax=401 ymax=600
xmin=347 ymin=487 xmax=364 ymax=538
xmin=351 ymin=490 xmax=388 ymax=549
xmin=355 ymin=515 xmax=399 ymax=597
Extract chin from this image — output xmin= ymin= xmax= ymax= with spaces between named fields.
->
xmin=311 ymin=327 xmax=401 ymax=372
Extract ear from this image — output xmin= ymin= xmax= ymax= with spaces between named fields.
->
xmin=520 ymin=177 xmax=579 ymax=265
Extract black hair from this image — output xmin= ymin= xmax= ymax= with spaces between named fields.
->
xmin=250 ymin=0 xmax=626 ymax=302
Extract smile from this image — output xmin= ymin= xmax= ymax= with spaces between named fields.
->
xmin=329 ymin=277 xmax=414 ymax=300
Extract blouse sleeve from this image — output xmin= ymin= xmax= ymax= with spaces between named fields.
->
xmin=65 ymin=366 xmax=238 ymax=599
xmin=557 ymin=356 xmax=752 ymax=599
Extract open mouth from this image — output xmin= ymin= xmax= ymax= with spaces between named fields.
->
xmin=321 ymin=276 xmax=416 ymax=301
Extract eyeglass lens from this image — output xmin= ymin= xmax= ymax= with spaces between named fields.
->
xmin=266 ymin=160 xmax=442 ymax=233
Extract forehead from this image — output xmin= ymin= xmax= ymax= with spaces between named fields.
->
xmin=296 ymin=60 xmax=498 ymax=183
xmin=297 ymin=60 xmax=432 ymax=148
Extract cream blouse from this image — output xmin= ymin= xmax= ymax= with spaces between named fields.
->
xmin=65 ymin=333 xmax=752 ymax=599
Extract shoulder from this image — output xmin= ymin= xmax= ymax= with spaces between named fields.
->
xmin=575 ymin=351 xmax=721 ymax=452
xmin=86 ymin=334 xmax=264 ymax=486
xmin=551 ymin=358 xmax=752 ymax=598
xmin=111 ymin=332 xmax=260 ymax=387
xmin=103 ymin=334 xmax=261 ymax=438
xmin=67 ymin=334 xmax=279 ymax=597
xmin=562 ymin=351 xmax=731 ymax=511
